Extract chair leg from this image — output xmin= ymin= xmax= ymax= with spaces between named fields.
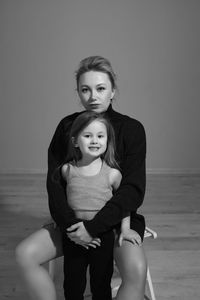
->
xmin=146 ymin=267 xmax=156 ymax=300
xmin=49 ymin=259 xmax=56 ymax=280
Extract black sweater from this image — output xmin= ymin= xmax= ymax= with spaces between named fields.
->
xmin=47 ymin=105 xmax=146 ymax=238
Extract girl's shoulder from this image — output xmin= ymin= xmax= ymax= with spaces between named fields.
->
xmin=61 ymin=163 xmax=69 ymax=180
xmin=107 ymin=166 xmax=122 ymax=190
xmin=108 ymin=167 xmax=122 ymax=179
xmin=61 ymin=161 xmax=76 ymax=179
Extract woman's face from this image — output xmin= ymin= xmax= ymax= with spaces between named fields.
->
xmin=78 ymin=71 xmax=115 ymax=113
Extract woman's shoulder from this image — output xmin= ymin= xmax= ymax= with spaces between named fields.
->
xmin=112 ymin=110 xmax=146 ymax=145
xmin=59 ymin=111 xmax=81 ymax=126
xmin=112 ymin=109 xmax=145 ymax=130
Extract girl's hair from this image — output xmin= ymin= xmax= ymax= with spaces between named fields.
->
xmin=75 ymin=56 xmax=117 ymax=91
xmin=67 ymin=111 xmax=119 ymax=169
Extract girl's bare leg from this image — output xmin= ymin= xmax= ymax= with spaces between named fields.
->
xmin=15 ymin=226 xmax=63 ymax=300
xmin=114 ymin=241 xmax=147 ymax=300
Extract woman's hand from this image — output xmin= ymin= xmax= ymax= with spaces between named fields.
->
xmin=81 ymin=238 xmax=101 ymax=250
xmin=118 ymin=228 xmax=141 ymax=247
xmin=67 ymin=222 xmax=101 ymax=248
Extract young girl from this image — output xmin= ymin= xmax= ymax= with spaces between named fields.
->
xmin=60 ymin=110 xmax=131 ymax=300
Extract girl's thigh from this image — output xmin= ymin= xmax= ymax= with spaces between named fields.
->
xmin=114 ymin=241 xmax=147 ymax=280
xmin=17 ymin=225 xmax=63 ymax=265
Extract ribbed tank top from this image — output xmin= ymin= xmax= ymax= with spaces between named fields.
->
xmin=66 ymin=161 xmax=113 ymax=220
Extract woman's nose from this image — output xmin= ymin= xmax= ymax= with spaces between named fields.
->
xmin=91 ymin=90 xmax=97 ymax=101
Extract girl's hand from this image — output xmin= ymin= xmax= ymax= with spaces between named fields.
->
xmin=118 ymin=229 xmax=142 ymax=247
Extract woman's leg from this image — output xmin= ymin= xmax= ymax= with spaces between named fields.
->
xmin=15 ymin=225 xmax=63 ymax=300
xmin=114 ymin=241 xmax=147 ymax=300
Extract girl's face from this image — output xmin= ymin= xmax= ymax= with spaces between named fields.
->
xmin=78 ymin=71 xmax=115 ymax=113
xmin=75 ymin=120 xmax=108 ymax=160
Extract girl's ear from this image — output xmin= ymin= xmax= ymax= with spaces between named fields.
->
xmin=72 ymin=137 xmax=79 ymax=147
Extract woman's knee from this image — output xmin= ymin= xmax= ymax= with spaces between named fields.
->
xmin=115 ymin=244 xmax=147 ymax=284
xmin=131 ymin=252 xmax=147 ymax=281
xmin=15 ymin=228 xmax=62 ymax=269
xmin=15 ymin=239 xmax=39 ymax=268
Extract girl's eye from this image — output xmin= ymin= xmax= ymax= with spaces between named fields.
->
xmin=98 ymin=135 xmax=104 ymax=138
xmin=84 ymin=134 xmax=90 ymax=138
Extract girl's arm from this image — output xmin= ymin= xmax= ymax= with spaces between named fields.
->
xmin=119 ymin=215 xmax=141 ymax=246
xmin=110 ymin=170 xmax=141 ymax=246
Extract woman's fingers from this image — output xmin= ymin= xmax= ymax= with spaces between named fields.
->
xmin=91 ymin=238 xmax=101 ymax=246
xmin=66 ymin=222 xmax=81 ymax=232
xmin=71 ymin=237 xmax=101 ymax=249
xmin=87 ymin=238 xmax=101 ymax=248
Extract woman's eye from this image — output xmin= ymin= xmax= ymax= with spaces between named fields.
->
xmin=97 ymin=87 xmax=105 ymax=92
xmin=81 ymin=88 xmax=88 ymax=93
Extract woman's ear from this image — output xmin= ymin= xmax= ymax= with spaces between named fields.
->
xmin=72 ymin=137 xmax=79 ymax=147
xmin=111 ymin=88 xmax=115 ymax=100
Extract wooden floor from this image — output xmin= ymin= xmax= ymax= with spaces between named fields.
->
xmin=0 ymin=173 xmax=200 ymax=300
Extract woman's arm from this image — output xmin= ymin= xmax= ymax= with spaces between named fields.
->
xmin=46 ymin=116 xmax=81 ymax=232
xmin=83 ymin=120 xmax=146 ymax=237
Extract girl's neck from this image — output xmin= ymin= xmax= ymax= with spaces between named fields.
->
xmin=76 ymin=157 xmax=103 ymax=176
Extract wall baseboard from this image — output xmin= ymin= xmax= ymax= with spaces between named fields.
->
xmin=0 ymin=168 xmax=200 ymax=175
xmin=0 ymin=168 xmax=47 ymax=174
xmin=146 ymin=168 xmax=200 ymax=175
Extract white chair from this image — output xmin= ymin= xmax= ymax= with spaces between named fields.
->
xmin=48 ymin=226 xmax=157 ymax=300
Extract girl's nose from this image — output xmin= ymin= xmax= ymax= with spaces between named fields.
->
xmin=91 ymin=136 xmax=98 ymax=144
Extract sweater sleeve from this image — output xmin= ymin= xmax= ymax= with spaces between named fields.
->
xmin=84 ymin=119 xmax=146 ymax=237
xmin=46 ymin=118 xmax=80 ymax=232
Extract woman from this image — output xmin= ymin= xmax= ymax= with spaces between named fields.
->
xmin=16 ymin=56 xmax=147 ymax=300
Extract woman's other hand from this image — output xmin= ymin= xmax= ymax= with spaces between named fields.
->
xmin=81 ymin=238 xmax=101 ymax=250
xmin=67 ymin=222 xmax=101 ymax=249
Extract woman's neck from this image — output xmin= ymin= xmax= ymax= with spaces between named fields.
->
xmin=76 ymin=157 xmax=103 ymax=176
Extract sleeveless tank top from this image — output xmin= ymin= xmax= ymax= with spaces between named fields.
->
xmin=66 ymin=161 xmax=113 ymax=220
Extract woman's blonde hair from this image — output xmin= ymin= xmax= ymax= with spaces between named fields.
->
xmin=75 ymin=56 xmax=117 ymax=91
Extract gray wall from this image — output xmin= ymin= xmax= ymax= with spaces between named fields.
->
xmin=1 ymin=0 xmax=200 ymax=173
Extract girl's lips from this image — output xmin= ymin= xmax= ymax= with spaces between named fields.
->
xmin=88 ymin=147 xmax=100 ymax=151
